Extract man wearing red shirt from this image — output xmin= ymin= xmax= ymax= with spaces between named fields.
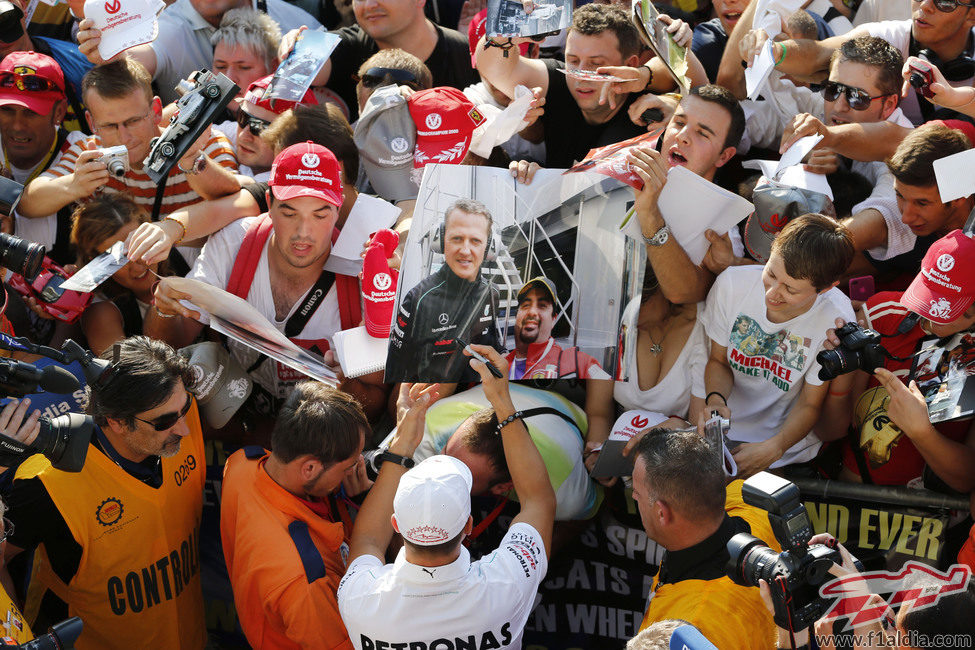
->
xmin=505 ymin=277 xmax=609 ymax=381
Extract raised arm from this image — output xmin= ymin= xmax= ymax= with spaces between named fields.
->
xmin=126 ymin=189 xmax=262 ymax=265
xmin=18 ymin=149 xmax=108 ymax=219
xmin=629 ymin=145 xmax=714 ymax=304
xmin=474 ymin=35 xmax=549 ymax=101
xmin=781 ymin=116 xmax=911 ymax=163
xmin=469 ymin=344 xmax=556 ymax=556
xmin=347 ymin=383 xmax=439 ymax=563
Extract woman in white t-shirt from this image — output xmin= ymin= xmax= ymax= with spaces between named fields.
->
xmin=702 ymin=214 xmax=856 ymax=478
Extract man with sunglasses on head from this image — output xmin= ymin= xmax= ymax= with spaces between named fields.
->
xmin=0 ymin=51 xmax=86 ymax=266
xmin=0 ymin=335 xmax=208 ymax=650
xmin=740 ymin=0 xmax=975 ymax=128
xmin=17 ymin=59 xmax=240 ymax=250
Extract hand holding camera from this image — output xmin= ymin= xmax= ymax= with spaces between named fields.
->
xmin=902 ymin=56 xmax=975 ymax=112
xmin=69 ymin=149 xmax=113 ymax=201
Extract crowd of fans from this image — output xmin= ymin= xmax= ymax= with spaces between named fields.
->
xmin=0 ymin=0 xmax=971 ymax=647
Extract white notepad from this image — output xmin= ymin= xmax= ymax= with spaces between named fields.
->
xmin=333 ymin=326 xmax=389 ymax=377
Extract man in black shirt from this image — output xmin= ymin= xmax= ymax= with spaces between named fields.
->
xmin=306 ymin=0 xmax=477 ymax=119
xmin=475 ymin=3 xmax=678 ymax=168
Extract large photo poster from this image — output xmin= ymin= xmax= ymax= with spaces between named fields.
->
xmin=385 ymin=164 xmax=644 ymax=384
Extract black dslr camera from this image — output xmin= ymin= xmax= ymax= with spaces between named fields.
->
xmin=816 ymin=322 xmax=888 ymax=381
xmin=726 ymin=473 xmax=840 ymax=632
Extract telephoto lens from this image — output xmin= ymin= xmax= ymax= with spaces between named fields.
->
xmin=0 ymin=232 xmax=45 ymax=282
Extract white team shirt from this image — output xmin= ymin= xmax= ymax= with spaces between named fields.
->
xmin=338 ymin=523 xmax=548 ymax=650
xmin=189 ymin=215 xmax=342 ymax=398
xmin=701 ymin=266 xmax=854 ymax=466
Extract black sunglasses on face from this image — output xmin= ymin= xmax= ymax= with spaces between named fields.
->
xmin=236 ymin=110 xmax=271 ymax=136
xmin=932 ymin=0 xmax=974 ymax=12
xmin=134 ymin=391 xmax=193 ymax=431
xmin=353 ymin=67 xmax=420 ymax=90
xmin=821 ymin=81 xmax=892 ymax=110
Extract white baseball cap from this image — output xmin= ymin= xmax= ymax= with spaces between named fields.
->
xmin=85 ymin=0 xmax=165 ymax=61
xmin=393 ymin=455 xmax=473 ymax=546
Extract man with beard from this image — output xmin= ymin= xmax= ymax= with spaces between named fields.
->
xmin=505 ymin=277 xmax=608 ymax=380
xmin=0 ymin=336 xmax=207 ymax=649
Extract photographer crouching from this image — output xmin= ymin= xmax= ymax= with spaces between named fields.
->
xmin=0 ymin=335 xmax=207 ymax=650
xmin=817 ymin=230 xmax=975 ymax=494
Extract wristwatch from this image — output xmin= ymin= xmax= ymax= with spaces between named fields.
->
xmin=643 ymin=224 xmax=671 ymax=247
xmin=378 ymin=450 xmax=415 ymax=469
xmin=178 ymin=154 xmax=207 ymax=175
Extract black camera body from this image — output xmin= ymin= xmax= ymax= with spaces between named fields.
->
xmin=726 ymin=473 xmax=839 ymax=631
xmin=816 ymin=322 xmax=887 ymax=381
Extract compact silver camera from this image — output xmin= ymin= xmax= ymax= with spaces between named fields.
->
xmin=98 ymin=146 xmax=129 ymax=178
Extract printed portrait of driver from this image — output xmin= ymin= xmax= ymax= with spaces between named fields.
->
xmin=386 ymin=199 xmax=504 ymax=383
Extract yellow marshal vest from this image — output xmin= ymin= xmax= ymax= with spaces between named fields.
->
xmin=640 ymin=481 xmax=780 ymax=649
xmin=15 ymin=403 xmax=207 ymax=650
xmin=0 ymin=584 xmax=32 ymax=643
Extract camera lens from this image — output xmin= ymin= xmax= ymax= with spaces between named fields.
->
xmin=0 ymin=232 xmax=45 ymax=282
xmin=816 ymin=347 xmax=858 ymax=381
xmin=107 ymin=159 xmax=126 ymax=178
xmin=33 ymin=413 xmax=93 ymax=472
xmin=727 ymin=533 xmax=782 ymax=587
xmin=909 ymin=72 xmax=926 ymax=89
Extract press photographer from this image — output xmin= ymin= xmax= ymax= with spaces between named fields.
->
xmin=726 ymin=472 xmax=845 ymax=648
xmin=0 ymin=336 xmax=207 ymax=650
xmin=821 ymin=230 xmax=975 ymax=491
xmin=632 ymin=425 xmax=779 ymax=648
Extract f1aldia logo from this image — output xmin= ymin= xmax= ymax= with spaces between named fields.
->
xmin=301 ymin=152 xmax=320 ymax=168
xmin=104 ymin=0 xmax=121 ymax=13
xmin=631 ymin=414 xmax=649 ymax=428
xmin=96 ymin=497 xmax=124 ymax=526
xmin=425 ymin=113 xmax=442 ymax=130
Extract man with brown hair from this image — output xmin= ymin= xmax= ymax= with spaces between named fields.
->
xmin=476 ymin=3 xmax=691 ymax=168
xmin=18 ymin=59 xmax=240 ymax=223
xmin=702 ymin=214 xmax=856 ymax=477
xmin=864 ymin=122 xmax=974 ymax=277
xmin=221 ymin=380 xmax=367 ymax=649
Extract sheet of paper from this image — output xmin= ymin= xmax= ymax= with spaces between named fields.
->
xmin=934 ymin=148 xmax=975 ymax=203
xmin=745 ymin=39 xmax=775 ymax=100
xmin=60 ymin=241 xmax=128 ymax=292
xmin=623 ymin=166 xmax=754 ymax=265
xmin=470 ymin=85 xmax=534 ymax=158
xmin=742 ymin=159 xmax=834 ymax=200
xmin=328 ymin=195 xmax=401 ymax=261
xmin=166 ymin=277 xmax=337 ymax=385
xmin=777 ymin=134 xmax=822 ymax=174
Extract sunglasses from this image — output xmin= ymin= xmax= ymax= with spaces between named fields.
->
xmin=134 ymin=390 xmax=193 ymax=431
xmin=821 ymin=81 xmax=893 ymax=110
xmin=0 ymin=72 xmax=60 ymax=93
xmin=932 ymin=0 xmax=974 ymax=12
xmin=353 ymin=67 xmax=420 ymax=90
xmin=236 ymin=110 xmax=270 ymax=137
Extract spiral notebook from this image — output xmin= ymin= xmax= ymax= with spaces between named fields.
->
xmin=333 ymin=326 xmax=389 ymax=378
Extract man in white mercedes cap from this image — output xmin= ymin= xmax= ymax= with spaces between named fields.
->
xmin=337 ymin=345 xmax=555 ymax=650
